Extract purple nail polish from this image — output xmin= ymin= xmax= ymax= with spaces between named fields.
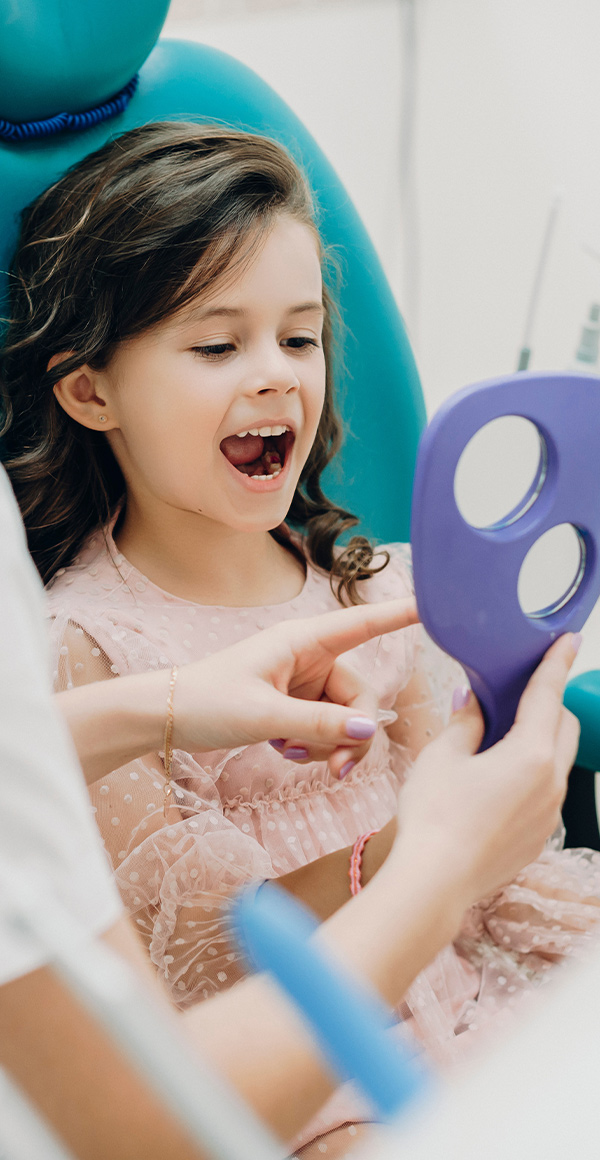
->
xmin=345 ymin=717 xmax=376 ymax=740
xmin=340 ymin=760 xmax=355 ymax=779
xmin=283 ymin=746 xmax=309 ymax=761
xmin=268 ymin=739 xmax=286 ymax=750
xmin=451 ymin=685 xmax=471 ymax=713
xmin=571 ymin=632 xmax=583 ymax=655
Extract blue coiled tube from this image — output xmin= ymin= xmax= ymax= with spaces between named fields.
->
xmin=0 ymin=75 xmax=138 ymax=141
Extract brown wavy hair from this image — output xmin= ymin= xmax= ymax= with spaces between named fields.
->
xmin=0 ymin=122 xmax=388 ymax=602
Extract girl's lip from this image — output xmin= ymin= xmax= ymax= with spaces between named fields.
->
xmin=220 ymin=441 xmax=294 ymax=492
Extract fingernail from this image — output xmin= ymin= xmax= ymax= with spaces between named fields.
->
xmin=346 ymin=717 xmax=377 ymax=740
xmin=451 ymin=685 xmax=471 ymax=713
xmin=571 ymin=632 xmax=583 ymax=655
xmin=340 ymin=760 xmax=355 ymax=779
xmin=268 ymin=739 xmax=286 ymax=750
xmin=283 ymin=746 xmax=309 ymax=761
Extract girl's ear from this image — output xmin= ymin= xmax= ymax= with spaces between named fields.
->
xmin=50 ymin=353 xmax=117 ymax=431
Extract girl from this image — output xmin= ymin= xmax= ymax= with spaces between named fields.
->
xmin=2 ymin=122 xmax=600 ymax=1154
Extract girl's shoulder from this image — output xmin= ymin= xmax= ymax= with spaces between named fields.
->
xmin=44 ymin=525 xmax=144 ymax=666
xmin=45 ymin=526 xmax=123 ymax=609
xmin=44 ymin=528 xmax=138 ymax=682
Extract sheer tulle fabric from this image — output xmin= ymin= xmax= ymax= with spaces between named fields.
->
xmin=46 ymin=524 xmax=600 ymax=1147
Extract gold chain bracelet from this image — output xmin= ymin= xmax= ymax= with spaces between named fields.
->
xmin=163 ymin=665 xmax=179 ymax=818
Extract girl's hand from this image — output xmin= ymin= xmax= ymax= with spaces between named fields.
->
xmin=392 ymin=633 xmax=581 ymax=909
xmin=172 ymin=597 xmax=418 ymax=776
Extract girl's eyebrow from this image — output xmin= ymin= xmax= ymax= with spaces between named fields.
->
xmin=288 ymin=302 xmax=324 ymax=315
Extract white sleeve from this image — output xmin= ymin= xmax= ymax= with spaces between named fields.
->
xmin=0 ymin=468 xmax=123 ymax=985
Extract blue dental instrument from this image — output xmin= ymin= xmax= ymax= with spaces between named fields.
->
xmin=232 ymin=881 xmax=428 ymax=1121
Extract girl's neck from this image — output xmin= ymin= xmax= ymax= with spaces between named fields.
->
xmin=113 ymin=496 xmax=306 ymax=608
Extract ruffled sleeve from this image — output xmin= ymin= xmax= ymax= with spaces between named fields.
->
xmin=110 ymin=749 xmax=274 ymax=1005
xmin=48 ymin=613 xmax=274 ymax=1007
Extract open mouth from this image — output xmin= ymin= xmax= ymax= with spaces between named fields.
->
xmin=219 ymin=424 xmax=295 ymax=480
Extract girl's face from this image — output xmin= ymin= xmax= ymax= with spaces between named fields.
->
xmin=99 ymin=215 xmax=326 ymax=534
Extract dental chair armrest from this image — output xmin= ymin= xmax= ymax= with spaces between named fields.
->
xmin=562 ymin=671 xmax=600 ymax=850
xmin=564 ymin=670 xmax=600 ymax=772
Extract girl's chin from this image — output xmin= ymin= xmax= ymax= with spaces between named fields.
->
xmin=228 ymin=522 xmax=289 ymax=537
xmin=211 ymin=484 xmax=296 ymax=533
xmin=227 ymin=504 xmax=296 ymax=537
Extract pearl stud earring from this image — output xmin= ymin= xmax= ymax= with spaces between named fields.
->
xmin=98 ymin=415 xmax=107 ymax=423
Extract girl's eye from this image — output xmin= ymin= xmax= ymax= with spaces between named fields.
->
xmin=192 ymin=343 xmax=235 ymax=359
xmin=282 ymin=336 xmax=319 ymax=351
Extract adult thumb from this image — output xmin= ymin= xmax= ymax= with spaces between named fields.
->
xmin=436 ymin=686 xmax=485 ymax=757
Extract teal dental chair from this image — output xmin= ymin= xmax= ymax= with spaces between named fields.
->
xmin=0 ymin=0 xmax=423 ymax=546
xmin=0 ymin=0 xmax=597 ymax=847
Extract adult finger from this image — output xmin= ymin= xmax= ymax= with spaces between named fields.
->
xmin=323 ymin=658 xmax=379 ymax=725
xmin=512 ymin=634 xmax=580 ymax=744
xmin=290 ymin=598 xmax=419 ymax=661
xmin=429 ymin=687 xmax=485 ymax=759
xmin=323 ymin=660 xmax=380 ymax=770
xmin=276 ymin=661 xmax=379 ymax=766
xmin=273 ymin=738 xmax=370 ymax=777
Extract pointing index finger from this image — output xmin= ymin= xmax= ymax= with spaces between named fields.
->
xmin=295 ymin=598 xmax=419 ymax=660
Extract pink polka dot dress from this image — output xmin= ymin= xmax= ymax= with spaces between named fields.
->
xmin=46 ymin=518 xmax=600 ymax=1142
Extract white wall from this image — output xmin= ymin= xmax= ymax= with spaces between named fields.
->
xmin=416 ymin=0 xmax=600 ymax=407
xmin=163 ymin=0 xmax=600 ymax=677
xmin=164 ymin=0 xmax=407 ymax=305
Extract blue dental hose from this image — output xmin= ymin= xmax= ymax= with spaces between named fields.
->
xmin=231 ymin=882 xmax=429 ymax=1122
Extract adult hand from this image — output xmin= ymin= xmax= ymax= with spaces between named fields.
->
xmin=393 ymin=633 xmax=580 ymax=908
xmin=172 ymin=597 xmax=418 ymax=777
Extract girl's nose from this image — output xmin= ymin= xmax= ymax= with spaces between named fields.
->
xmin=244 ymin=345 xmax=300 ymax=396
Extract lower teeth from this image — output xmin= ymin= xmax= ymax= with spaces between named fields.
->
xmin=252 ymin=468 xmax=282 ymax=481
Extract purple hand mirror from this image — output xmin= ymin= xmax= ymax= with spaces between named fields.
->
xmin=410 ymin=371 xmax=600 ymax=750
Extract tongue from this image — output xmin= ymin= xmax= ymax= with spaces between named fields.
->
xmin=220 ymin=433 xmax=264 ymax=466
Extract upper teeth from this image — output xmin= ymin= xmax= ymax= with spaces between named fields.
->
xmin=235 ymin=424 xmax=290 ymax=438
